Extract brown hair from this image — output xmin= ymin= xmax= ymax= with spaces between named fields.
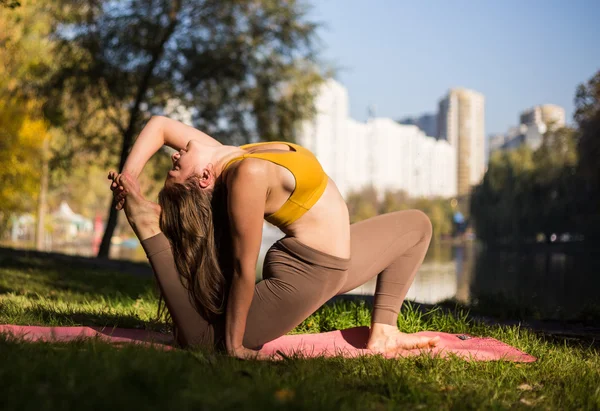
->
xmin=157 ymin=174 xmax=233 ymax=322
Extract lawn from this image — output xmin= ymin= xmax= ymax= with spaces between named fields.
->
xmin=0 ymin=248 xmax=598 ymax=410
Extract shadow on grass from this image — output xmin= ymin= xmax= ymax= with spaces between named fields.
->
xmin=0 ymin=246 xmax=152 ymax=275
xmin=0 ymin=301 xmax=167 ymax=332
xmin=0 ymin=248 xmax=155 ymax=302
xmin=0 ymin=284 xmax=14 ymax=294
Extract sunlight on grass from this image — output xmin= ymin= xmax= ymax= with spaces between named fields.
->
xmin=1 ymin=251 xmax=599 ymax=410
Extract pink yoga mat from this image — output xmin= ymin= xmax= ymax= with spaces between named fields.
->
xmin=0 ymin=324 xmax=535 ymax=362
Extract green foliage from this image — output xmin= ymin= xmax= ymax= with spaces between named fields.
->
xmin=413 ymin=198 xmax=454 ymax=240
xmin=379 ymin=190 xmax=411 ymax=214
xmin=574 ymin=70 xmax=600 ymax=240
xmin=0 ymin=101 xmax=47 ymax=232
xmin=0 ymin=0 xmax=112 ymax=237
xmin=0 ymin=0 xmax=20 ymax=9
xmin=575 ymin=70 xmax=600 ymax=185
xmin=346 ymin=186 xmax=455 ymax=240
xmin=346 ymin=186 xmax=379 ymax=223
xmin=42 ymin=0 xmax=327 ymax=256
xmin=471 ymin=128 xmax=581 ymax=245
xmin=0 ymin=2 xmax=56 ymax=233
xmin=471 ymin=71 xmax=600 ymax=245
xmin=47 ymin=0 xmax=325 ymax=145
xmin=0 ymin=1 xmax=328 ymax=253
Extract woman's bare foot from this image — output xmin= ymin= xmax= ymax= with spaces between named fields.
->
xmin=109 ymin=171 xmax=161 ymax=240
xmin=367 ymin=323 xmax=440 ymax=354
xmin=119 ymin=174 xmax=160 ymax=222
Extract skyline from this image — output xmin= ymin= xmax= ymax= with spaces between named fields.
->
xmin=310 ymin=0 xmax=600 ymax=135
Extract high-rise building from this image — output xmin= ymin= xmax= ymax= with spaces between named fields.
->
xmin=489 ymin=104 xmax=566 ymax=156
xmin=297 ymin=79 xmax=456 ymax=200
xmin=519 ymin=104 xmax=565 ymax=130
xmin=437 ymin=88 xmax=485 ymax=196
xmin=398 ymin=114 xmax=438 ymax=138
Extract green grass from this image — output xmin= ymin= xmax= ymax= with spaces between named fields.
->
xmin=0 ymin=250 xmax=599 ymax=410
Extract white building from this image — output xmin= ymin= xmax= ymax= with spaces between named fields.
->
xmin=438 ymin=88 xmax=486 ymax=196
xmin=490 ymin=104 xmax=565 ymax=156
xmin=520 ymin=104 xmax=565 ymax=130
xmin=297 ymin=79 xmax=457 ymax=199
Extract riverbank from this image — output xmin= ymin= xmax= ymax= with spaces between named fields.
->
xmin=1 ymin=247 xmax=599 ymax=409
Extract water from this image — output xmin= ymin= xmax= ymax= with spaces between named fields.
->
xmin=465 ymin=245 xmax=600 ymax=321
xmin=348 ymin=244 xmax=460 ymax=305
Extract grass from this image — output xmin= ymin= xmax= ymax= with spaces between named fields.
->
xmin=0 ymin=249 xmax=599 ymax=410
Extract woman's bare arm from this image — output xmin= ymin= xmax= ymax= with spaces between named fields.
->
xmin=224 ymin=159 xmax=269 ymax=356
xmin=121 ymin=116 xmax=222 ymax=179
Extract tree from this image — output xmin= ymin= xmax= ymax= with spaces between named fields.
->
xmin=345 ymin=186 xmax=454 ymax=240
xmin=0 ymin=1 xmax=21 ymax=9
xmin=471 ymin=125 xmax=584 ymax=245
xmin=470 ymin=146 xmax=536 ymax=244
xmin=48 ymin=0 xmax=326 ymax=258
xmin=379 ymin=190 xmax=410 ymax=214
xmin=575 ymin=70 xmax=600 ymax=187
xmin=574 ymin=70 xmax=600 ymax=240
xmin=346 ymin=186 xmax=379 ymax=223
xmin=412 ymin=198 xmax=453 ymax=241
xmin=531 ymin=127 xmax=578 ymax=241
xmin=0 ymin=101 xmax=47 ymax=233
xmin=0 ymin=0 xmax=54 ymax=238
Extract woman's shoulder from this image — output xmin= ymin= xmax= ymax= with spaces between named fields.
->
xmin=224 ymin=157 xmax=270 ymax=185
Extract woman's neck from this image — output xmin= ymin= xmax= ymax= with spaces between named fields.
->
xmin=211 ymin=145 xmax=246 ymax=178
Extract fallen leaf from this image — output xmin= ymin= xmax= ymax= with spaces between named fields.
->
xmin=274 ymin=388 xmax=295 ymax=403
xmin=518 ymin=384 xmax=533 ymax=391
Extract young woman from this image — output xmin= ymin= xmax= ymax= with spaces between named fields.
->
xmin=108 ymin=116 xmax=439 ymax=359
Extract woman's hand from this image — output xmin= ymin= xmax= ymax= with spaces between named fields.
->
xmin=108 ymin=171 xmax=144 ymax=210
xmin=108 ymin=170 xmax=126 ymax=210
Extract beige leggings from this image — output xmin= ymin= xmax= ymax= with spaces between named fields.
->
xmin=141 ymin=210 xmax=432 ymax=350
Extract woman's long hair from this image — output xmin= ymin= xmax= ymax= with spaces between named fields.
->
xmin=157 ymin=174 xmax=233 ymax=322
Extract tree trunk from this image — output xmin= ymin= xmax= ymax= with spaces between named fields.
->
xmin=97 ymin=2 xmax=181 ymax=258
xmin=97 ymin=124 xmax=136 ymax=258
xmin=35 ymin=136 xmax=49 ymax=251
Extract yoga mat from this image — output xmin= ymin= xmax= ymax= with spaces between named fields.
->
xmin=0 ymin=325 xmax=536 ymax=362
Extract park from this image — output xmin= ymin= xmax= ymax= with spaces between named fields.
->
xmin=1 ymin=1 xmax=599 ymax=409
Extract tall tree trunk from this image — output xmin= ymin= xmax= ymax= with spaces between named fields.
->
xmin=97 ymin=2 xmax=181 ymax=258
xmin=35 ymin=136 xmax=49 ymax=251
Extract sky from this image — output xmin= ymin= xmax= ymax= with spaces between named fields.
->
xmin=309 ymin=0 xmax=600 ymax=135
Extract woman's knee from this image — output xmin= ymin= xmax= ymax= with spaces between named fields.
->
xmin=367 ymin=209 xmax=432 ymax=241
xmin=406 ymin=209 xmax=433 ymax=241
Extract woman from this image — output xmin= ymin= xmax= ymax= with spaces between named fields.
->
xmin=108 ymin=115 xmax=439 ymax=359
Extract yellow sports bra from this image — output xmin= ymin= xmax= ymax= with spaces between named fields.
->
xmin=223 ymin=141 xmax=328 ymax=228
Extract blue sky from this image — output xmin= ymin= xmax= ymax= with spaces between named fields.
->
xmin=309 ymin=0 xmax=600 ymax=135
